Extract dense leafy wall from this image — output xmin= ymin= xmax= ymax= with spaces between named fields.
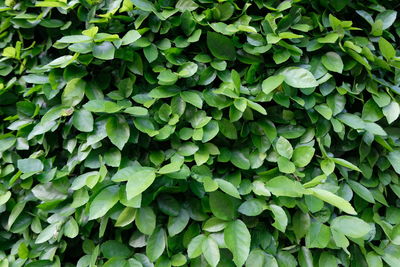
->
xmin=1 ymin=0 xmax=400 ymax=266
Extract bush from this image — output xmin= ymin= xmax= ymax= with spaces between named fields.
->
xmin=1 ymin=0 xmax=400 ymax=266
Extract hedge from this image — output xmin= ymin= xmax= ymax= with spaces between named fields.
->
xmin=0 ymin=0 xmax=400 ymax=266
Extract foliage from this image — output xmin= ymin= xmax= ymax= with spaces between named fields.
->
xmin=0 ymin=0 xmax=400 ymax=266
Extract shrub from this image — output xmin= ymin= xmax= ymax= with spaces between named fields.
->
xmin=0 ymin=0 xmax=400 ymax=266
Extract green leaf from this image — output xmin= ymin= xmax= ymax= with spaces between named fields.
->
xmin=0 ymin=135 xmax=16 ymax=152
xmin=0 ymin=191 xmax=11 ymax=206
xmin=158 ymin=161 xmax=182 ymax=174
xmin=337 ymin=113 xmax=365 ymax=129
xmin=347 ymin=180 xmax=375 ymax=203
xmin=366 ymin=252 xmax=383 ymax=267
xmin=176 ymin=0 xmax=199 ymax=11
xmin=36 ymin=223 xmax=58 ymax=244
xmin=319 ymin=252 xmax=338 ymax=267
xmin=146 ymin=228 xmax=166 ymax=262
xmin=178 ymin=62 xmax=198 ymax=78
xmin=265 ymin=176 xmax=305 ymax=197
xmin=387 ymin=150 xmax=400 ymax=174
xmin=277 ymin=156 xmax=296 ymax=174
xmin=121 ymin=30 xmax=141 ymax=45
xmin=202 ymin=237 xmax=220 ymax=267
xmin=136 ymin=207 xmax=156 ymax=235
xmin=219 ymin=119 xmax=237 ymax=140
xmin=115 ymin=207 xmax=136 ymax=227
xmin=246 ymin=249 xmax=278 ymax=267
xmin=106 ymin=116 xmax=130 ymax=150
xmin=269 ymin=204 xmax=288 ymax=232
xmin=168 ymin=209 xmax=190 ymax=236
xmin=64 ymin=218 xmax=79 ymax=238
xmin=331 ymin=158 xmax=361 ymax=172
xmin=203 ymin=217 xmax=227 ymax=232
xmin=89 ymin=185 xmax=120 ymax=220
xmin=224 ymin=219 xmax=251 ymax=267
xmin=305 ymin=222 xmax=331 ymax=248
xmin=100 ymin=240 xmax=132 ymax=259
xmin=57 ymin=35 xmax=92 ymax=43
xmin=93 ymin=42 xmax=115 ymax=60
xmin=238 ymin=199 xmax=265 ymax=216
xmin=322 ymin=52 xmax=344 ymax=73
xmin=362 ymin=99 xmax=384 ymax=122
xmin=209 ymin=191 xmax=239 ymax=220
xmin=376 ymin=10 xmax=397 ymax=30
xmin=188 ymin=235 xmax=206 ymax=258
xmin=157 ymin=69 xmax=178 ymax=85
xmin=315 ymin=104 xmax=333 ymax=120
xmin=280 ymin=67 xmax=318 ymax=88
xmin=17 ymin=158 xmax=43 ymax=174
xmin=310 ymin=188 xmax=357 ymax=215
xmin=331 ymin=216 xmax=371 ymax=238
xmin=202 ymin=120 xmax=219 ymax=142
xmin=215 ymin=179 xmax=241 ymax=199
xmin=72 ymin=109 xmax=94 ymax=132
xmin=275 ymin=136 xmax=293 ymax=159
xmin=180 ymin=91 xmax=203 ymax=109
xmin=383 ymin=101 xmax=400 ymax=124
xmin=131 ymin=0 xmax=156 ymax=12
xmin=262 ymin=75 xmax=284 ymax=95
xmin=379 ymin=37 xmax=396 ymax=60
xmin=231 ymin=150 xmax=250 ymax=170
xmin=149 ymin=86 xmax=180 ymax=98
xmin=276 ymin=251 xmax=298 ymax=267
xmin=207 ymin=32 xmax=236 ymax=61
xmin=292 ymin=146 xmax=315 ymax=167
xmin=126 ymin=169 xmax=156 ymax=200
xmin=383 ymin=244 xmax=400 ymax=266
xmin=143 ymin=44 xmax=158 ymax=63
xmin=62 ymin=78 xmax=86 ymax=107
xmin=124 ymin=106 xmax=148 ymax=117
xmin=83 ymin=100 xmax=122 ymax=113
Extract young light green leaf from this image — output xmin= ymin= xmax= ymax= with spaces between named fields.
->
xmin=311 ymin=188 xmax=357 ymax=215
xmin=262 ymin=75 xmax=284 ymax=95
xmin=188 ymin=234 xmax=206 ymax=258
xmin=379 ymin=37 xmax=396 ymax=60
xmin=332 ymin=158 xmax=361 ymax=172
